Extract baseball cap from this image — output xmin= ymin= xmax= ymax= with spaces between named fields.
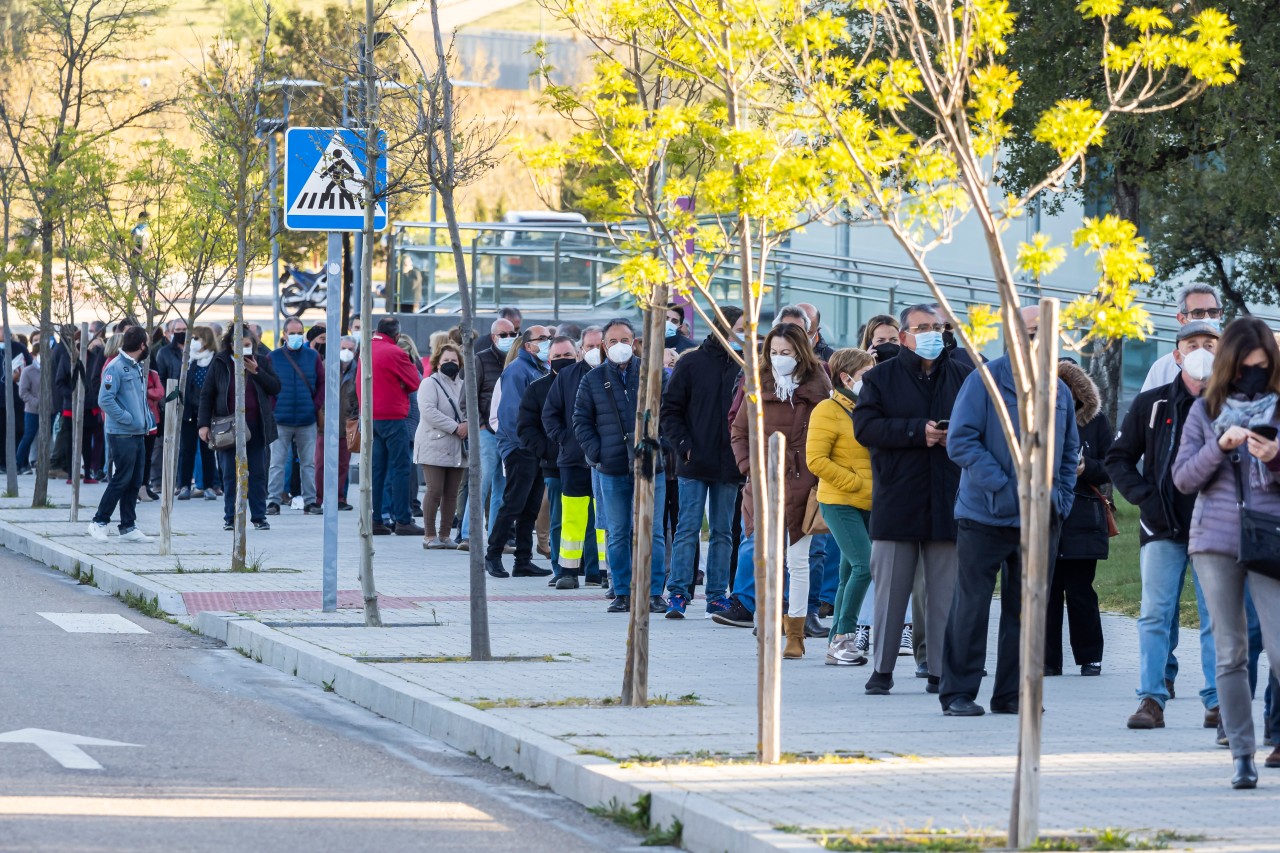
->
xmin=1177 ymin=320 xmax=1221 ymax=342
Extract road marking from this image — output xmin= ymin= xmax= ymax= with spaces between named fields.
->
xmin=0 ymin=729 xmax=141 ymax=770
xmin=37 ymin=612 xmax=149 ymax=634
xmin=0 ymin=796 xmax=502 ymax=823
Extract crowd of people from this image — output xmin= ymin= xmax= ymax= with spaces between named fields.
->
xmin=2 ymin=283 xmax=1278 ymax=788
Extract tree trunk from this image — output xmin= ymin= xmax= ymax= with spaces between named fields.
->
xmin=761 ymin=432 xmax=785 ymax=764
xmin=33 ymin=216 xmax=53 ymax=508
xmin=159 ymin=378 xmax=179 ymax=554
xmin=231 ymin=184 xmax=249 ymax=573
xmin=1 ymin=194 xmax=17 ymax=498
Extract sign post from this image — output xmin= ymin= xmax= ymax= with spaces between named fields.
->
xmin=284 ymin=127 xmax=387 ymax=612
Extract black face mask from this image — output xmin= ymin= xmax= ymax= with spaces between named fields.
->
xmin=550 ymin=357 xmax=575 ymax=374
xmin=438 ymin=361 xmax=460 ymax=379
xmin=872 ymin=342 xmax=901 ymax=363
xmin=942 ymin=329 xmax=957 ymax=351
xmin=1234 ymin=365 xmax=1270 ymax=398
xmin=171 ymin=331 xmax=186 ymax=347
xmin=137 ymin=345 xmax=150 ymax=363
xmin=315 ymin=343 xmax=326 ymax=361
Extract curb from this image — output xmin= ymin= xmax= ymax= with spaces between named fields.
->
xmin=2 ymin=517 xmax=818 ymax=853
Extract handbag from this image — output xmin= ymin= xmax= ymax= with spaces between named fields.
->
xmin=345 ymin=417 xmax=361 ymax=453
xmin=1088 ymin=484 xmax=1119 ymax=538
xmin=1232 ymin=452 xmax=1280 ymax=581
xmin=208 ymin=414 xmax=239 ymax=450
xmin=803 ymin=486 xmax=829 ymax=535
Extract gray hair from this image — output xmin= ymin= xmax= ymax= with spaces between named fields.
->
xmin=340 ymin=335 xmax=358 ymax=347
xmin=579 ymin=325 xmax=603 ymax=345
xmin=776 ymin=305 xmax=808 ymax=329
xmin=1177 ymin=283 xmax=1219 ymax=314
xmin=899 ymin=303 xmax=940 ymax=328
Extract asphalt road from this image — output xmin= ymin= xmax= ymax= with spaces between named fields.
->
xmin=0 ymin=550 xmax=647 ymax=853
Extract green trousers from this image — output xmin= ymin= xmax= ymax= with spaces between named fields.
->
xmin=821 ymin=503 xmax=873 ymax=637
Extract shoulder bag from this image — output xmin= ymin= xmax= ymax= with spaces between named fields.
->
xmin=432 ymin=375 xmax=468 ymax=457
xmin=1088 ymin=484 xmax=1120 ymax=538
xmin=1232 ymin=451 xmax=1280 ymax=581
xmin=207 ymin=361 xmax=251 ymax=450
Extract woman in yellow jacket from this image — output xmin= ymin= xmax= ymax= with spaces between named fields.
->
xmin=806 ymin=348 xmax=876 ymax=667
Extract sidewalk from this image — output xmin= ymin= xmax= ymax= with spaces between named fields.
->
xmin=2 ymin=477 xmax=1276 ymax=852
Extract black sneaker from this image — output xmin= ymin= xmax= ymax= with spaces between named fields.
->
xmin=253 ymin=520 xmax=270 ymax=531
xmin=338 ymin=502 xmax=353 ymax=511
xmin=649 ymin=595 xmax=669 ymax=614
xmin=485 ymin=557 xmax=509 ymax=579
xmin=865 ymin=671 xmax=894 ymax=695
xmin=304 ymin=504 xmax=323 ymax=515
xmin=265 ymin=504 xmax=280 ymax=516
xmin=606 ymin=595 xmax=630 ymax=613
xmin=223 ymin=522 xmax=233 ymax=531
xmin=944 ymin=697 xmax=986 ymax=717
xmin=371 ymin=523 xmax=393 ymax=535
xmin=926 ymin=675 xmax=940 ymax=694
xmin=916 ymin=661 xmax=930 ymax=678
xmin=512 ymin=561 xmax=552 ymax=578
xmin=990 ymin=699 xmax=1019 ymax=715
xmin=555 ymin=575 xmax=580 ymax=590
xmin=711 ymin=598 xmax=754 ymax=628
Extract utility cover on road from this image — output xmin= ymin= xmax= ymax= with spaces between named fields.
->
xmin=285 ymin=128 xmax=387 ymax=232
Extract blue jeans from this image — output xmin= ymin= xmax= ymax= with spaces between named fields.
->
xmin=733 ymin=532 xmax=756 ymax=613
xmin=666 ymin=478 xmax=737 ymax=602
xmin=461 ymin=428 xmax=504 ymax=539
xmin=807 ymin=533 xmax=841 ymax=609
xmin=219 ymin=432 xmax=268 ymax=525
xmin=598 ymin=472 xmax=666 ymax=598
xmin=1138 ymin=539 xmax=1215 ymax=708
xmin=371 ymin=418 xmax=411 ymax=525
xmin=16 ymin=411 xmax=39 ymax=470
xmin=545 ymin=476 xmax=563 ymax=577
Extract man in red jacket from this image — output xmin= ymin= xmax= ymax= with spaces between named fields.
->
xmin=357 ymin=317 xmax=425 ymax=535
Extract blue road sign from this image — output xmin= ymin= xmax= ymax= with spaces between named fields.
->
xmin=284 ymin=127 xmax=387 ymax=232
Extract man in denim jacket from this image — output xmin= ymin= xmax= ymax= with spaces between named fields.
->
xmin=88 ymin=326 xmax=155 ymax=543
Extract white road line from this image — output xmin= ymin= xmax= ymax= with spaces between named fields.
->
xmin=37 ymin=613 xmax=150 ymax=634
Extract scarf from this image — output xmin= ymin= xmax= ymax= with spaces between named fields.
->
xmin=772 ymin=369 xmax=798 ymax=403
xmin=191 ymin=350 xmax=214 ymax=368
xmin=1212 ymin=393 xmax=1278 ymax=488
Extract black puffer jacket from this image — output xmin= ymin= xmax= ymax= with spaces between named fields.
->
xmin=1057 ymin=361 xmax=1113 ymax=561
xmin=661 ymin=336 xmax=742 ymax=483
xmin=1105 ymin=374 xmax=1198 ymax=546
xmin=852 ymin=345 xmax=971 ymax=541
xmin=574 ymin=359 xmax=664 ymax=477
xmin=544 ymin=359 xmax=592 ymax=469
xmin=197 ymin=350 xmax=283 ymax=446
xmin=474 ymin=344 xmax=505 ymax=428
xmin=518 ymin=370 xmax=559 ymax=476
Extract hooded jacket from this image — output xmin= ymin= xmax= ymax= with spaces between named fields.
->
xmin=1057 ymin=361 xmax=1113 ymax=560
xmin=948 ymin=354 xmax=1078 ymax=528
xmin=661 ymin=335 xmax=743 ymax=483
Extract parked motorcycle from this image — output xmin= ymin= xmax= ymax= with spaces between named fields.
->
xmin=279 ymin=264 xmax=328 ymax=318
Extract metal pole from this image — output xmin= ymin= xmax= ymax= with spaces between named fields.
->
xmin=322 ymin=233 xmax=342 ymax=612
xmin=553 ymin=238 xmax=561 ymax=320
xmin=353 ymin=233 xmax=364 ymax=314
xmin=269 ymin=134 xmax=281 ymax=346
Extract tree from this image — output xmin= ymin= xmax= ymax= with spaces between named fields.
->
xmin=0 ymin=0 xmax=168 ymax=507
xmin=185 ymin=7 xmax=274 ymax=571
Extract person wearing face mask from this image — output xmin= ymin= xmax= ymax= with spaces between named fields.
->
xmin=306 ymin=324 xmax=327 ymax=361
xmin=806 ymin=348 xmax=876 ymax=665
xmin=661 ymin=306 xmax=746 ymax=620
xmin=516 ymin=337 xmax=579 ymax=582
xmin=938 ymin=306 xmax=1080 ymax=717
xmin=860 ymin=314 xmax=902 ymax=365
xmin=176 ymin=326 xmax=219 ymax=501
xmin=852 ymin=303 xmax=972 ymax=695
xmin=664 ymin=304 xmax=696 ymax=353
xmin=266 ymin=318 xmax=322 ymax=516
xmin=416 ymin=343 xmax=468 ymax=549
xmin=1107 ymin=319 xmax=1233 ymax=733
xmin=459 ymin=317 xmax=518 ymax=550
xmin=314 ymin=336 xmax=359 ymax=512
xmin=1142 ymin=284 xmax=1224 ymax=392
xmin=543 ymin=327 xmax=608 ymax=590
xmin=1172 ymin=317 xmax=1280 ymax=787
xmin=574 ymin=318 xmax=672 ymax=613
xmin=358 ymin=317 xmax=426 ymax=536
xmin=146 ymin=318 xmax=187 ymax=496
xmin=484 ymin=325 xmax=553 ymax=579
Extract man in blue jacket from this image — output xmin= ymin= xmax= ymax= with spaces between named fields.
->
xmin=485 ymin=325 xmax=553 ymax=579
xmin=88 ymin=326 xmax=155 ymax=543
xmin=939 ymin=307 xmax=1079 ymax=716
xmin=267 ymin=317 xmax=322 ymax=515
xmin=574 ymin=318 xmax=669 ymax=615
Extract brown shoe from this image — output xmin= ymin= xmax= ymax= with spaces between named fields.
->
xmin=1205 ymin=706 xmax=1221 ymax=729
xmin=1127 ymin=698 xmax=1165 ymax=730
xmin=782 ymin=615 xmax=806 ymax=659
xmin=1266 ymin=745 xmax=1280 ymax=769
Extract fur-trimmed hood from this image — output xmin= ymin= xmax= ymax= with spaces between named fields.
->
xmin=1058 ymin=360 xmax=1100 ymax=427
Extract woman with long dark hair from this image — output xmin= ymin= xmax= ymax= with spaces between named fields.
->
xmin=1172 ymin=317 xmax=1280 ymax=788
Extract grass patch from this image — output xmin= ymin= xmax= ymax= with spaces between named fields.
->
xmin=627 ymin=749 xmax=874 ymax=768
xmin=232 ymin=550 xmax=265 ymax=573
xmin=119 ymin=590 xmax=165 ymax=619
xmin=576 ymin=747 xmax=618 ymax=761
xmin=355 ymin=654 xmax=560 ymax=663
xmin=464 ymin=693 xmax=702 ymax=711
xmin=805 ymin=828 xmax=1170 ymax=852
xmin=588 ymin=794 xmax=682 ymax=847
xmin=1094 ymin=497 xmax=1198 ymax=628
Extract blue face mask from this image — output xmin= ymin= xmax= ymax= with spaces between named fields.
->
xmin=665 ymin=321 xmax=680 ymax=339
xmin=495 ymin=336 xmax=514 ymax=354
xmin=536 ymin=340 xmax=551 ymax=362
xmin=913 ymin=330 xmax=945 ymax=360
xmin=286 ymin=334 xmax=305 ymax=350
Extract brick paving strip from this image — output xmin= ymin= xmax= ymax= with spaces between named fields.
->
xmin=2 ymin=482 xmax=1276 ymax=852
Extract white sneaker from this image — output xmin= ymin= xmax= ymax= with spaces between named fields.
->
xmin=87 ymin=522 xmax=110 ymax=541
xmin=898 ymin=624 xmax=913 ymax=656
xmin=119 ymin=528 xmax=154 ymax=543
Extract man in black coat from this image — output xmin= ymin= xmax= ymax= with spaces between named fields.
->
xmin=544 ymin=327 xmax=605 ymax=590
xmin=460 ymin=317 xmax=517 ymax=548
xmin=518 ymin=336 xmax=578 ymax=587
xmin=661 ymin=306 xmax=744 ymax=619
xmin=48 ymin=324 xmax=78 ymax=478
xmin=852 ymin=303 xmax=971 ymax=695
xmin=149 ymin=318 xmax=186 ymax=493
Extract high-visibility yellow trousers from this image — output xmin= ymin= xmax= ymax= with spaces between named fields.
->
xmin=559 ymin=494 xmax=608 ymax=571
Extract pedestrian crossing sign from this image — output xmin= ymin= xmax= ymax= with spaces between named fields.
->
xmin=284 ymin=127 xmax=387 ymax=232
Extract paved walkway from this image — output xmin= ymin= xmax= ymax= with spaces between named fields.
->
xmin=1 ymin=477 xmax=1276 ymax=851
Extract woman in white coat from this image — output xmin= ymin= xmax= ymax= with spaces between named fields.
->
xmin=415 ymin=343 xmax=467 ymax=549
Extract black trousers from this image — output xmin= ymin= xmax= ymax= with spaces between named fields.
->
xmin=486 ymin=449 xmax=544 ymax=562
xmin=50 ymin=413 xmax=73 ymax=472
xmin=93 ymin=434 xmax=145 ymax=532
xmin=1046 ymin=557 xmax=1104 ymax=668
xmin=178 ymin=416 xmax=217 ymax=489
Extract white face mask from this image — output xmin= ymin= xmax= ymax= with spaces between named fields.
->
xmin=607 ymin=342 xmax=633 ymax=365
xmin=771 ymin=354 xmax=797 ymax=377
xmin=189 ymin=340 xmax=204 ymax=355
xmin=1182 ymin=347 xmax=1215 ymax=382
xmin=339 ymin=349 xmax=355 ymax=364
xmin=242 ymin=346 xmax=255 ymax=357
xmin=583 ymin=348 xmax=602 ymax=367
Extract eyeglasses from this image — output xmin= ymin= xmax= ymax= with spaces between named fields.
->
xmin=906 ymin=323 xmax=945 ymax=335
xmin=528 ymin=334 xmax=552 ymax=343
xmin=1186 ymin=308 xmax=1223 ymax=320
xmin=494 ymin=331 xmax=518 ymax=339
